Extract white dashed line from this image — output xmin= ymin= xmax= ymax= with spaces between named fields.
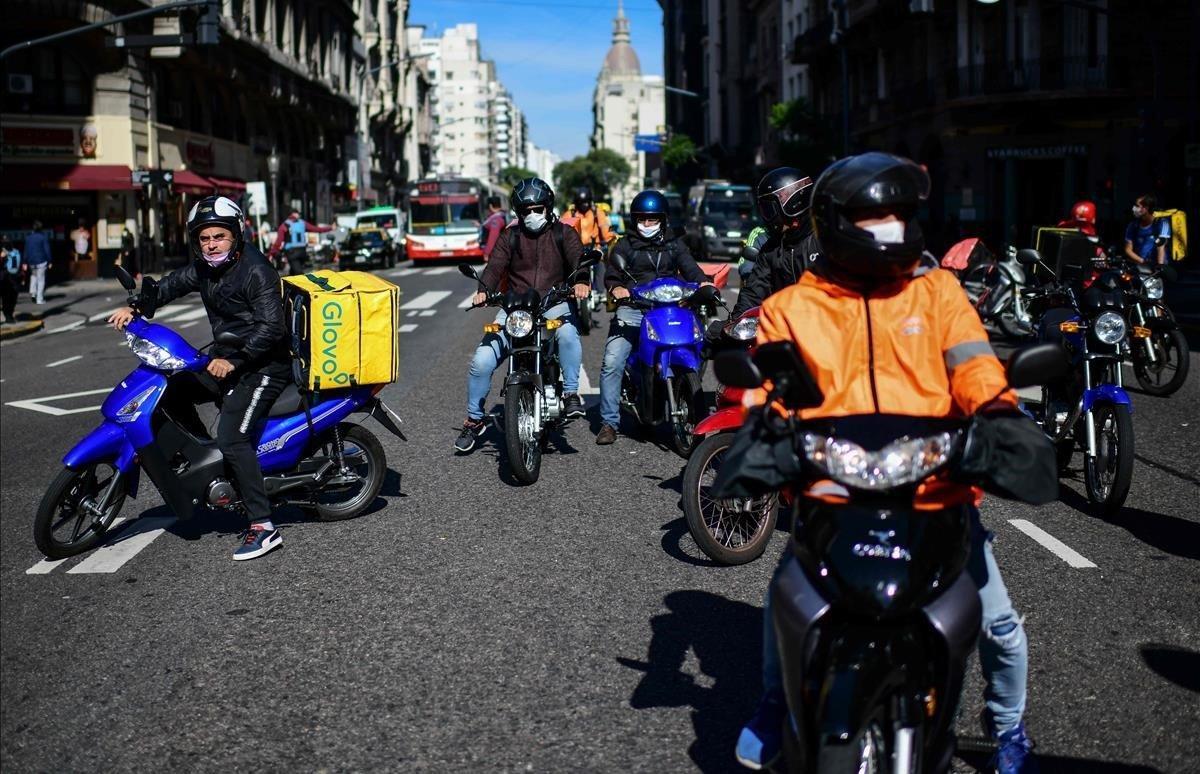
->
xmin=423 ymin=266 xmax=456 ymax=275
xmin=1008 ymin=519 xmax=1097 ymax=568
xmin=386 ymin=267 xmax=422 ymax=277
xmin=46 ymin=355 xmax=83 ymax=368
xmin=44 ymin=320 xmax=84 ymax=334
xmin=166 ymin=307 xmax=211 ymax=322
xmin=578 ymin=365 xmax=599 ymax=396
xmin=66 ymin=517 xmax=174 ymax=574
xmin=458 ymin=293 xmax=477 ymax=309
xmin=400 ymin=291 xmax=452 ymax=310
xmin=26 ymin=557 xmax=70 ymax=574
xmin=398 ymin=324 xmax=418 ymax=333
xmin=5 ymin=387 xmax=112 ymax=416
xmin=89 ymin=307 xmax=123 ymax=322
xmin=419 ymin=309 xmax=437 ymax=317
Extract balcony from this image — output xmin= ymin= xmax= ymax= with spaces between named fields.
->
xmin=947 ymin=57 xmax=1119 ymax=100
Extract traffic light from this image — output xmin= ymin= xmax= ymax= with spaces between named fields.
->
xmin=196 ymin=0 xmax=220 ymax=45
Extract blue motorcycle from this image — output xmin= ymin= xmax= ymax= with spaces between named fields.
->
xmin=1018 ymin=248 xmax=1134 ymax=514
xmin=34 ymin=268 xmax=405 ymax=559
xmin=608 ymin=253 xmax=721 ymax=457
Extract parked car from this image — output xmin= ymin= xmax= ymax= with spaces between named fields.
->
xmin=340 ymin=227 xmax=397 ymax=270
xmin=685 ymin=181 xmax=759 ymax=260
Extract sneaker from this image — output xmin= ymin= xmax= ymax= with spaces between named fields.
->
xmin=983 ymin=712 xmax=1039 ymax=774
xmin=563 ymin=392 xmax=585 ymax=418
xmin=735 ymin=692 xmax=786 ymax=770
xmin=454 ymin=418 xmax=486 ymax=453
xmin=232 ymin=525 xmax=282 ymax=561
xmin=595 ymin=424 xmax=617 ymax=445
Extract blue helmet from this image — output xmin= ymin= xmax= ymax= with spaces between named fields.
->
xmin=629 ymin=190 xmax=668 ymax=223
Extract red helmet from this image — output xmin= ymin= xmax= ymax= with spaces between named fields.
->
xmin=1071 ymin=200 xmax=1097 ymax=224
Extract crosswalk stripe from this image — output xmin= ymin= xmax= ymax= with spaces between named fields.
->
xmin=398 ymin=324 xmax=418 ymax=333
xmin=423 ymin=266 xmax=456 ymax=275
xmin=419 ymin=310 xmax=437 ymax=317
xmin=386 ymin=267 xmax=422 ymax=277
xmin=457 ymin=293 xmax=477 ymax=309
xmin=89 ymin=307 xmax=123 ymax=322
xmin=579 ymin=365 xmax=600 ymax=395
xmin=166 ymin=307 xmax=211 ymax=322
xmin=26 ymin=517 xmax=128 ymax=574
xmin=400 ymin=291 xmax=451 ymax=310
xmin=66 ymin=517 xmax=174 ymax=574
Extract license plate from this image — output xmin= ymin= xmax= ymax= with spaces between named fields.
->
xmin=440 ymin=250 xmax=454 ymax=257
xmin=726 ymin=231 xmax=742 ymax=238
xmin=355 ymin=255 xmax=367 ymax=263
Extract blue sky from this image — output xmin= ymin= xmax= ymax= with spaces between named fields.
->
xmin=409 ymin=0 xmax=664 ymax=162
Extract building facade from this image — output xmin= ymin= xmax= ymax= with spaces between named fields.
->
xmin=420 ymin=24 xmax=495 ymax=182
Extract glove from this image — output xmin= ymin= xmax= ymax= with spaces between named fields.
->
xmin=955 ymin=412 xmax=1058 ymax=504
xmin=711 ymin=409 xmax=803 ymax=500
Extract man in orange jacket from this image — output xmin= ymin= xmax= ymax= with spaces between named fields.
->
xmin=562 ymin=187 xmax=614 ymax=295
xmin=734 ymin=153 xmax=1049 ymax=774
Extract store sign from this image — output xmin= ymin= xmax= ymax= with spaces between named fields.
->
xmin=2 ymin=126 xmax=77 ymax=157
xmin=986 ymin=145 xmax=1087 ymax=160
xmin=186 ymin=140 xmax=214 ymax=169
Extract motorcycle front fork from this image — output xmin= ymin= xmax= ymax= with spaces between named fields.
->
xmin=1134 ymin=304 xmax=1158 ymax=364
xmin=1082 ymin=361 xmax=1098 ymax=458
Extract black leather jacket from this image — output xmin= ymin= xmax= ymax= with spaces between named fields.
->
xmin=732 ymin=228 xmax=823 ymax=317
xmin=604 ymin=230 xmax=707 ymax=291
xmin=142 ymin=245 xmax=289 ymax=371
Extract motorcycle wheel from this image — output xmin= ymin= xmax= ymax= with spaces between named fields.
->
xmin=311 ymin=423 xmax=387 ymax=521
xmin=667 ymin=371 xmax=704 ymax=458
xmin=1056 ymin=438 xmax=1075 ymax=474
xmin=505 ymin=383 xmax=543 ymax=484
xmin=1133 ymin=328 xmax=1189 ymax=396
xmin=34 ymin=463 xmax=127 ymax=559
xmin=683 ymin=432 xmax=778 ymax=565
xmin=995 ymin=289 xmax=1034 ymax=340
xmin=960 ymin=262 xmax=993 ymax=308
xmin=578 ymin=299 xmax=594 ymax=335
xmin=1084 ymin=404 xmax=1134 ymax=515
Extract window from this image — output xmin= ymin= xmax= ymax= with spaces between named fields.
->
xmin=1 ymin=47 xmax=93 ymax=116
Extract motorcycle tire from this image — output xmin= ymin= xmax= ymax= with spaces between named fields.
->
xmin=1056 ymin=438 xmax=1074 ymax=474
xmin=960 ymin=262 xmax=994 ymax=308
xmin=994 ymin=289 xmax=1034 ymax=340
xmin=505 ymin=383 xmax=543 ymax=484
xmin=1133 ymin=328 xmax=1189 ymax=397
xmin=34 ymin=463 xmax=127 ymax=559
xmin=1084 ymin=404 xmax=1134 ymax=516
xmin=311 ymin=423 xmax=387 ymax=521
xmin=683 ymin=432 xmax=778 ymax=565
xmin=578 ymin=300 xmax=594 ymax=335
xmin=668 ymin=371 xmax=704 ymax=458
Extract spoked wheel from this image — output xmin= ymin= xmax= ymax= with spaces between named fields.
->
xmin=667 ymin=371 xmax=703 ymax=458
xmin=311 ymin=423 xmax=387 ymax=521
xmin=504 ymin=383 xmax=543 ymax=484
xmin=34 ymin=463 xmax=127 ymax=559
xmin=1133 ymin=328 xmax=1189 ymax=396
xmin=683 ymin=432 xmax=778 ymax=565
xmin=1084 ymin=404 xmax=1134 ymax=515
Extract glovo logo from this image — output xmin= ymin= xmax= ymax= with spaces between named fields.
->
xmin=321 ymin=300 xmax=350 ymax=385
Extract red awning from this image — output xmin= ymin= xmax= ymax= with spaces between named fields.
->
xmin=207 ymin=175 xmax=246 ymax=194
xmin=0 ymin=164 xmax=136 ymax=192
xmin=172 ymin=169 xmax=216 ymax=195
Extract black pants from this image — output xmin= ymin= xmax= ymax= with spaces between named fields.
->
xmin=285 ymin=247 xmax=307 ymax=277
xmin=1 ymin=272 xmax=16 ymax=321
xmin=164 ymin=366 xmax=289 ymax=522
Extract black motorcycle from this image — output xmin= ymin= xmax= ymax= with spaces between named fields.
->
xmin=458 ymin=258 xmax=594 ymax=484
xmin=1115 ymin=251 xmax=1189 ymax=396
xmin=714 ymin=340 xmax=1065 ymax=772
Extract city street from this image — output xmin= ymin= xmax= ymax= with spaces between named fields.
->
xmin=0 ymin=265 xmax=1197 ymax=772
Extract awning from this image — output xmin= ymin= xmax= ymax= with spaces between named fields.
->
xmin=207 ymin=175 xmax=246 ymax=194
xmin=173 ymin=169 xmax=216 ymax=195
xmin=0 ymin=164 xmax=136 ymax=192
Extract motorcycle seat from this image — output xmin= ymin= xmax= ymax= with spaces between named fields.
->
xmin=268 ymin=383 xmax=307 ymax=417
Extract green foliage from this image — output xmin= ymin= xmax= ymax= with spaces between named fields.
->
xmin=661 ymin=134 xmax=698 ymax=169
xmin=498 ymin=166 xmax=538 ymax=188
xmin=552 ymin=148 xmax=633 ymax=205
xmin=769 ymin=99 xmax=838 ymax=173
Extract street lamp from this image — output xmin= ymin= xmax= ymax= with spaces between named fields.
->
xmin=267 ymin=149 xmax=280 ymax=226
xmin=357 ymin=52 xmax=435 ymax=208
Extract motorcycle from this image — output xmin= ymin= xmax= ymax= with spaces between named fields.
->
xmin=682 ymin=306 xmax=781 ymax=565
xmin=714 ymin=339 xmax=1067 ymax=773
xmin=1113 ymin=243 xmax=1189 ymax=396
xmin=574 ymin=245 xmax=606 ymax=335
xmin=944 ymin=239 xmax=1033 ymax=339
xmin=34 ymin=267 xmax=404 ymax=560
xmin=458 ymin=256 xmax=595 ymax=484
xmin=1019 ymin=248 xmax=1135 ymax=514
xmin=607 ymin=252 xmax=720 ymax=458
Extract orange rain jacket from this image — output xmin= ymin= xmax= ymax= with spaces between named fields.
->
xmin=755 ymin=263 xmax=1016 ymax=508
xmin=562 ymin=207 xmax=614 ymax=248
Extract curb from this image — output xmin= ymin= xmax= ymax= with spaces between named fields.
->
xmin=0 ymin=320 xmax=45 ymax=340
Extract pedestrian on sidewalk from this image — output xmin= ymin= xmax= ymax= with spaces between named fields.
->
xmin=22 ymin=221 xmax=52 ymax=305
xmin=1 ymin=235 xmax=21 ymax=323
xmin=71 ymin=219 xmax=91 ymax=262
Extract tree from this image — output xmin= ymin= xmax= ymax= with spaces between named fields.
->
xmin=552 ymin=148 xmax=633 ymax=205
xmin=768 ymin=98 xmax=838 ymax=174
xmin=498 ymin=166 xmax=538 ymax=188
xmin=661 ymin=134 xmax=698 ymax=169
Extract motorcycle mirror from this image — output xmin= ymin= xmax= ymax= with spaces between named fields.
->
xmin=753 ymin=341 xmax=825 ymax=409
xmin=1014 ymin=249 xmax=1041 ymax=266
xmin=714 ymin=349 xmax=763 ymax=389
xmin=741 ymin=244 xmax=760 ymax=262
xmin=114 ymin=264 xmax=136 ymax=291
xmin=1160 ymin=265 xmax=1178 ymax=282
xmin=1006 ymin=343 xmax=1069 ymax=389
xmin=458 ymin=263 xmax=479 ymax=281
xmin=691 ymin=285 xmax=718 ymax=305
xmin=609 ymin=251 xmax=631 ymax=276
xmin=213 ymin=330 xmax=245 ymax=348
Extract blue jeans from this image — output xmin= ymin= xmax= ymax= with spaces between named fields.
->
xmin=465 ymin=302 xmax=581 ymax=421
xmin=761 ymin=507 xmax=1027 ymax=735
xmin=599 ymin=306 xmax=643 ymax=428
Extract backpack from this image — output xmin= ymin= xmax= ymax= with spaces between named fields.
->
xmin=1152 ymin=209 xmax=1188 ymax=261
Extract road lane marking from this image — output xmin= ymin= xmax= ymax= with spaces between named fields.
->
xmin=423 ymin=266 xmax=456 ymax=275
xmin=66 ymin=517 xmax=174 ymax=574
xmin=179 ymin=321 xmax=201 ymax=329
xmin=386 ymin=267 xmax=422 ymax=277
xmin=5 ymin=387 xmax=112 ymax=416
xmin=579 ymin=365 xmax=599 ymax=395
xmin=44 ymin=320 xmax=85 ymax=334
xmin=46 ymin=355 xmax=83 ymax=368
xmin=419 ymin=310 xmax=437 ymax=317
xmin=400 ymin=290 xmax=452 ymax=310
xmin=26 ymin=518 xmax=127 ymax=574
xmin=398 ymin=324 xmax=418 ymax=333
xmin=458 ymin=293 xmax=476 ymax=309
xmin=167 ymin=306 xmax=211 ymax=322
xmin=1008 ymin=519 xmax=1097 ymax=568
xmin=1016 ymin=386 xmax=1040 ymax=403
xmin=89 ymin=307 xmax=123 ymax=322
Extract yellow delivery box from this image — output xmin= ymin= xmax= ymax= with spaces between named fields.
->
xmin=282 ymin=270 xmax=399 ymax=390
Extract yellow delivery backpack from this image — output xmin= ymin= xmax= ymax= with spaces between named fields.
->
xmin=1152 ymin=209 xmax=1188 ymax=262
xmin=281 ymin=270 xmax=399 ymax=391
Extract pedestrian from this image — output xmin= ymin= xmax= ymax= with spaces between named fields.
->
xmin=71 ymin=219 xmax=91 ymax=262
xmin=269 ymin=209 xmax=332 ymax=276
xmin=22 ymin=221 xmax=52 ymax=305
xmin=1 ymin=235 xmax=21 ymax=323
xmin=480 ymin=196 xmax=507 ymax=262
xmin=117 ymin=228 xmax=140 ymax=280
xmin=1123 ymin=193 xmax=1170 ymax=267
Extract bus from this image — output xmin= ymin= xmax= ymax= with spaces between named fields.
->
xmin=404 ymin=178 xmax=507 ymax=261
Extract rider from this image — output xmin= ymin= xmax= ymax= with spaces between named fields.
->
xmin=563 ymin=187 xmax=615 ymax=294
xmin=733 ymin=153 xmax=1050 ymax=773
xmin=454 ymin=178 xmax=589 ymax=453
xmin=595 ymin=190 xmax=712 ymax=446
xmin=1056 ymin=199 xmax=1098 ymax=237
xmin=108 ymin=196 xmax=290 ymax=561
xmin=731 ymin=167 xmax=820 ymax=318
xmin=269 ymin=209 xmax=332 ymax=276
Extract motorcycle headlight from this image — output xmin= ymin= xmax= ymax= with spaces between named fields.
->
xmin=1092 ymin=311 xmax=1127 ymax=344
xmin=727 ymin=316 xmax=759 ymax=341
xmin=803 ymin=432 xmax=957 ymax=490
xmin=637 ymin=283 xmax=687 ymax=303
xmin=504 ymin=310 xmax=534 ymax=338
xmin=703 ymin=225 xmax=717 ymax=238
xmin=126 ymin=332 xmax=188 ymax=371
xmin=1142 ymin=276 xmax=1163 ymax=300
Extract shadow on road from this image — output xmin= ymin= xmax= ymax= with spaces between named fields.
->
xmin=1058 ymin=486 xmax=1200 ymax=560
xmin=956 ymin=750 xmax=1163 ymax=773
xmin=616 ymin=589 xmax=762 ymax=773
xmin=1139 ymin=643 xmax=1200 ymax=694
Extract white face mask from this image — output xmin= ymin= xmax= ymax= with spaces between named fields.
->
xmin=862 ymin=220 xmax=906 ymax=244
xmin=523 ymin=211 xmax=547 ymax=231
xmin=203 ymin=250 xmax=232 ymax=267
xmin=1132 ymin=205 xmax=1146 ymax=218
xmin=637 ymin=222 xmax=662 ymax=239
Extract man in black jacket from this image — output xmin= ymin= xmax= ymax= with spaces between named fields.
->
xmin=731 ymin=167 xmax=821 ymax=318
xmin=596 ymin=190 xmax=712 ymax=445
xmin=109 ymin=196 xmax=289 ymax=561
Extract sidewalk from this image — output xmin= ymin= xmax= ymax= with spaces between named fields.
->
xmin=1 ymin=278 xmax=129 ymax=342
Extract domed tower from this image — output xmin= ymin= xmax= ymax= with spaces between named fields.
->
xmin=602 ymin=1 xmax=641 ymax=78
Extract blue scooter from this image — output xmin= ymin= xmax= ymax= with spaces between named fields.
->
xmin=609 ymin=253 xmax=721 ymax=457
xmin=33 ymin=267 xmax=405 ymax=559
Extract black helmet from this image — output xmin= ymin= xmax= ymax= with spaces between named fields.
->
xmin=810 ymin=152 xmax=929 ymax=280
xmin=756 ymin=167 xmax=813 ymax=232
xmin=186 ymin=195 xmax=245 ymax=264
xmin=511 ymin=178 xmax=555 ymax=234
xmin=573 ymin=187 xmax=593 ymax=210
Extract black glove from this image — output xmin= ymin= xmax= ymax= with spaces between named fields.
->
xmin=711 ymin=409 xmax=803 ymax=500
xmin=955 ymin=412 xmax=1058 ymax=505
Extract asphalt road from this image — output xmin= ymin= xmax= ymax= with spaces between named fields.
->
xmin=1 ymin=263 xmax=1197 ymax=773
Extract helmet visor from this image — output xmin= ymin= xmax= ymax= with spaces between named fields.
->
xmin=758 ymin=177 xmax=813 ymax=222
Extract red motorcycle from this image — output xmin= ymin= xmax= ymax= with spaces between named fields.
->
xmin=682 ymin=307 xmax=783 ymax=565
